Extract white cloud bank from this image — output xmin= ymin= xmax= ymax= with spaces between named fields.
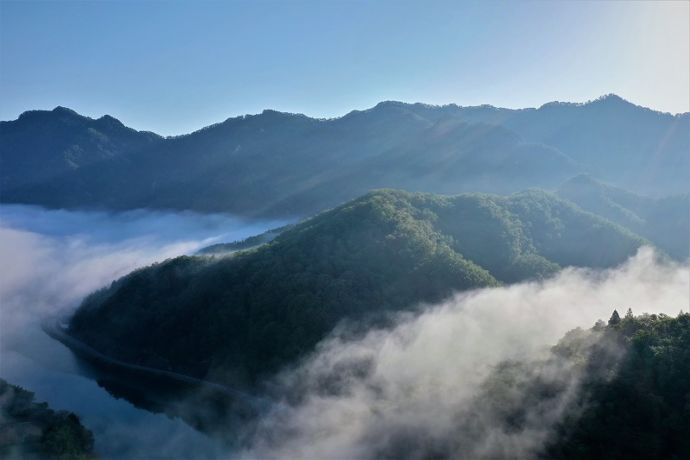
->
xmin=1 ymin=204 xmax=687 ymax=459
xmin=241 ymin=248 xmax=689 ymax=460
xmin=0 ymin=204 xmax=283 ymax=346
xmin=0 ymin=205 xmax=282 ymax=459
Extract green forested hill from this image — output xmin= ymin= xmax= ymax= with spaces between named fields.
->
xmin=69 ymin=189 xmax=647 ymax=387
xmin=543 ymin=312 xmax=690 ymax=460
xmin=367 ymin=312 xmax=690 ymax=460
xmin=396 ymin=312 xmax=690 ymax=460
xmin=558 ymin=175 xmax=689 ymax=260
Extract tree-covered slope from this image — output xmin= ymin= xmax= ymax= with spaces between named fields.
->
xmin=68 ymin=189 xmax=646 ymax=387
xmin=558 ymin=174 xmax=689 ymax=260
xmin=0 ymin=379 xmax=96 ymax=460
xmin=394 ymin=312 xmax=690 ymax=460
xmin=196 ymin=225 xmax=291 ymax=255
xmin=542 ymin=312 xmax=690 ymax=460
xmin=0 ymin=106 xmax=161 ymax=193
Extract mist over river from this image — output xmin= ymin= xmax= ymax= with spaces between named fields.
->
xmin=0 ymin=204 xmax=286 ymax=459
xmin=1 ymin=204 xmax=689 ymax=460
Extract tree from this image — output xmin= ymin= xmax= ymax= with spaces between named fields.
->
xmin=608 ymin=309 xmax=621 ymax=326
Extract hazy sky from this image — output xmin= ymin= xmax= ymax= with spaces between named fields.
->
xmin=1 ymin=0 xmax=688 ymax=135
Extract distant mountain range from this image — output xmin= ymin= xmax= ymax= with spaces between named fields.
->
xmin=69 ymin=188 xmax=650 ymax=387
xmin=2 ymin=95 xmax=687 ymax=217
xmin=0 ymin=106 xmax=161 ymax=192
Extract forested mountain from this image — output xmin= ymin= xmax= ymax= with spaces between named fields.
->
xmin=434 ymin=94 xmax=690 ymax=196
xmin=2 ymin=95 xmax=687 ymax=217
xmin=379 ymin=312 xmax=690 ymax=460
xmin=68 ymin=189 xmax=646 ymax=387
xmin=541 ymin=312 xmax=690 ymax=459
xmin=0 ymin=106 xmax=161 ymax=192
xmin=2 ymin=107 xmax=576 ymax=216
xmin=558 ymin=175 xmax=689 ymax=260
xmin=0 ymin=379 xmax=96 ymax=459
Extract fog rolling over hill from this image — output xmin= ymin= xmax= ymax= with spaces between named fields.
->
xmin=0 ymin=205 xmax=280 ymax=458
xmin=2 ymin=95 xmax=687 ymax=218
xmin=68 ymin=189 xmax=651 ymax=388
xmin=240 ymin=290 xmax=690 ymax=460
xmin=2 ymin=199 xmax=688 ymax=459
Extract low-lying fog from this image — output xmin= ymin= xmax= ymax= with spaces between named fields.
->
xmin=0 ymin=204 xmax=286 ymax=459
xmin=0 ymin=204 xmax=287 ymax=339
xmin=0 ymin=204 xmax=688 ymax=460
xmin=242 ymin=248 xmax=689 ymax=459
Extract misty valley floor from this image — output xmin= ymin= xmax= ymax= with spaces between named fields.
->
xmin=1 ymin=204 xmax=689 ymax=459
xmin=0 ymin=205 xmax=282 ymax=458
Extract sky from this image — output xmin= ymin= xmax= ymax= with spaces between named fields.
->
xmin=1 ymin=0 xmax=688 ymax=136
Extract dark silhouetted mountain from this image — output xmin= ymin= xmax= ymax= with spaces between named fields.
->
xmin=68 ymin=189 xmax=646 ymax=387
xmin=2 ymin=106 xmax=576 ymax=217
xmin=558 ymin=174 xmax=689 ymax=260
xmin=0 ymin=106 xmax=162 ymax=192
xmin=305 ymin=95 xmax=690 ymax=196
xmin=425 ymin=95 xmax=690 ymax=196
xmin=3 ymin=95 xmax=686 ymax=217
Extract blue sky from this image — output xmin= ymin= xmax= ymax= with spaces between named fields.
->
xmin=1 ymin=0 xmax=688 ymax=135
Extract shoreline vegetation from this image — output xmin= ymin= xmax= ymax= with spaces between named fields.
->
xmin=41 ymin=317 xmax=268 ymax=412
xmin=0 ymin=379 xmax=96 ymax=460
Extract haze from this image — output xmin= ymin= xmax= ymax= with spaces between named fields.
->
xmin=1 ymin=0 xmax=688 ymax=135
xmin=1 ymin=1 xmax=689 ymax=458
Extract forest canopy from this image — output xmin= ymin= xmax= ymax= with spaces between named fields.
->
xmin=69 ymin=189 xmax=649 ymax=387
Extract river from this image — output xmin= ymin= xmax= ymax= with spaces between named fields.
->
xmin=0 ymin=204 xmax=285 ymax=459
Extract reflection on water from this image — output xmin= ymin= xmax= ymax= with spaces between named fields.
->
xmin=1 ymin=322 xmax=228 ymax=459
xmin=0 ymin=204 xmax=286 ymax=459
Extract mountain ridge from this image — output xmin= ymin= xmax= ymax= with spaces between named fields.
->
xmin=7 ymin=94 xmax=686 ymax=135
xmin=2 ymin=94 xmax=687 ymax=217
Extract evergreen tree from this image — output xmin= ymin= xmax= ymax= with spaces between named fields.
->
xmin=608 ymin=309 xmax=621 ymax=326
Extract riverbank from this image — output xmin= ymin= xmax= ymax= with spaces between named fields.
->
xmin=41 ymin=316 xmax=268 ymax=410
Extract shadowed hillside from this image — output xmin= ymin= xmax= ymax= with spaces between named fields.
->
xmin=3 ymin=96 xmax=686 ymax=217
xmin=558 ymin=174 xmax=689 ymax=260
xmin=0 ymin=106 xmax=161 ymax=192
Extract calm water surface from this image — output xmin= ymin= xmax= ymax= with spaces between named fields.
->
xmin=0 ymin=204 xmax=285 ymax=459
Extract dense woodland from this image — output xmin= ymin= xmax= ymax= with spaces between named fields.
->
xmin=0 ymin=379 xmax=96 ymax=460
xmin=542 ymin=312 xmax=690 ymax=459
xmin=69 ymin=189 xmax=648 ymax=387
xmin=360 ymin=312 xmax=690 ymax=459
